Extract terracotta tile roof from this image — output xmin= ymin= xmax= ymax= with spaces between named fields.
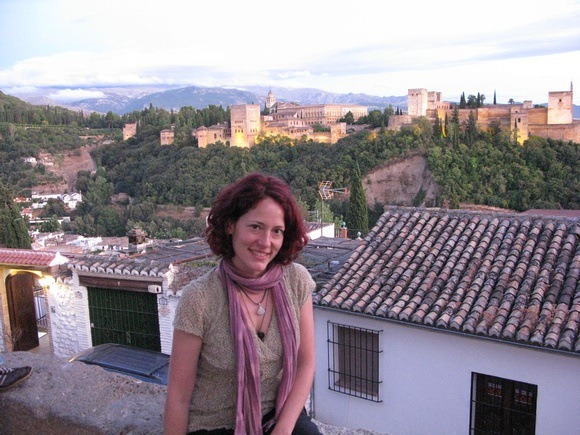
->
xmin=313 ymin=207 xmax=580 ymax=355
xmin=69 ymin=238 xmax=213 ymax=278
xmin=0 ymin=248 xmax=70 ymax=268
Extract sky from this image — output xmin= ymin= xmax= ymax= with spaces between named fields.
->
xmin=1 ymin=0 xmax=579 ymax=104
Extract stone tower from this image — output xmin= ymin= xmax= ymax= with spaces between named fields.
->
xmin=266 ymin=90 xmax=276 ymax=111
xmin=230 ymin=104 xmax=262 ymax=147
xmin=407 ymin=88 xmax=428 ymax=116
xmin=547 ymin=82 xmax=573 ymax=125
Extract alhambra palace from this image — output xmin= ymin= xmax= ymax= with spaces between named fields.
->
xmin=122 ymin=84 xmax=579 ymax=146
xmin=194 ymin=90 xmax=368 ymax=148
xmin=397 ymin=83 xmax=579 ymax=144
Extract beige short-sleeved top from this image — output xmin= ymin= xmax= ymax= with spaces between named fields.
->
xmin=173 ymin=261 xmax=315 ymax=432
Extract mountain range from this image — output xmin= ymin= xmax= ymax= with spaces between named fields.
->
xmin=6 ymin=85 xmax=580 ymax=119
xmin=7 ymin=85 xmax=408 ymax=115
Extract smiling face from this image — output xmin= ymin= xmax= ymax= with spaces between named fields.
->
xmin=228 ymin=197 xmax=286 ymax=277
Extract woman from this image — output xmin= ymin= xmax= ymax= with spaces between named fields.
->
xmin=164 ymin=173 xmax=320 ymax=434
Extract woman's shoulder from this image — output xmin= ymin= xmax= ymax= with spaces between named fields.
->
xmin=284 ymin=262 xmax=310 ymax=278
xmin=283 ymin=262 xmax=315 ymax=291
xmin=180 ymin=267 xmax=222 ymax=298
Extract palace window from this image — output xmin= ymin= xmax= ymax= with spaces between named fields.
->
xmin=470 ymin=372 xmax=537 ymax=434
xmin=327 ymin=321 xmax=382 ymax=401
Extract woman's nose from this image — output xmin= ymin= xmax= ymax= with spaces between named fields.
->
xmin=257 ymin=232 xmax=270 ymax=246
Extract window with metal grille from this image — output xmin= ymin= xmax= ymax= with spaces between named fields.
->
xmin=327 ymin=321 xmax=382 ymax=401
xmin=470 ymin=372 xmax=537 ymax=434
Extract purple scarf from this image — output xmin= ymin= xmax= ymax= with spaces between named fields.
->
xmin=219 ymin=260 xmax=297 ymax=434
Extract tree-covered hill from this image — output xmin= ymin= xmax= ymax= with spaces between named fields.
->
xmin=1 ymin=97 xmax=577 ymax=240
xmin=95 ymin=124 xmax=578 ymax=215
xmin=0 ymin=91 xmax=88 ymax=125
xmin=95 ymin=127 xmax=421 ymax=211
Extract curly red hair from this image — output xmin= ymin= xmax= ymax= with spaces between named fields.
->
xmin=206 ymin=172 xmax=308 ymax=265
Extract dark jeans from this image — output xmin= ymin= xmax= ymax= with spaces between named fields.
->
xmin=188 ymin=408 xmax=321 ymax=434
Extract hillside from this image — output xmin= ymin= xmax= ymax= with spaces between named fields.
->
xmin=0 ymin=96 xmax=116 ymax=196
xmin=363 ymin=152 xmax=440 ymax=207
xmin=33 ymin=140 xmax=102 ymax=194
xmin=43 ymin=137 xmax=431 ymax=208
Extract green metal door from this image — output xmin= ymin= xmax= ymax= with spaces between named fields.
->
xmin=88 ymin=287 xmax=161 ymax=351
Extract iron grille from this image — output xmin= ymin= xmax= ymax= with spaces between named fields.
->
xmin=88 ymin=287 xmax=161 ymax=351
xmin=470 ymin=372 xmax=537 ymax=434
xmin=327 ymin=321 xmax=382 ymax=402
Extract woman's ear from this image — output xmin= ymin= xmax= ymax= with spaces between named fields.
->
xmin=227 ymin=221 xmax=235 ymax=235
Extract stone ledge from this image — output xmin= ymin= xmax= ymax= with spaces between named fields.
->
xmin=1 ymin=352 xmax=165 ymax=434
xmin=0 ymin=352 xmax=384 ymax=435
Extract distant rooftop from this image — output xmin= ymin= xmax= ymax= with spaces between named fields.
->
xmin=0 ymin=248 xmax=69 ymax=269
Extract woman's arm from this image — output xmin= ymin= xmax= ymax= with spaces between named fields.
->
xmin=164 ymin=329 xmax=203 ymax=435
xmin=271 ymin=294 xmax=316 ymax=435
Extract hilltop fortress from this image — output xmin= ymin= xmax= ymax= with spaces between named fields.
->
xmin=391 ymin=83 xmax=578 ymax=143
xmin=122 ymin=85 xmax=578 ymax=147
xmin=195 ymin=90 xmax=367 ymax=147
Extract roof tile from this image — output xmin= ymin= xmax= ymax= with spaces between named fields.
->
xmin=313 ymin=207 xmax=580 ymax=356
xmin=0 ymin=248 xmax=69 ymax=268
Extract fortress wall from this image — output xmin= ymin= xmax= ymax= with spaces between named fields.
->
xmin=527 ymin=107 xmax=548 ymax=124
xmin=388 ymin=114 xmax=413 ymax=131
xmin=529 ymin=122 xmax=580 ymax=142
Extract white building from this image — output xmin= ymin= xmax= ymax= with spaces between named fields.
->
xmin=312 ymin=207 xmax=580 ymax=434
xmin=31 ymin=192 xmax=82 ymax=210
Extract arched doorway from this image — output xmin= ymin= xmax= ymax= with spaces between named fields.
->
xmin=6 ymin=272 xmax=39 ymax=351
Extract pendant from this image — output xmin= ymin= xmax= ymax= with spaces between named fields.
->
xmin=257 ymin=331 xmax=265 ymax=341
xmin=257 ymin=304 xmax=266 ymax=316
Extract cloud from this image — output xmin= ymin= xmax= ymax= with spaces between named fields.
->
xmin=0 ymin=0 xmax=578 ymax=106
xmin=48 ymin=89 xmax=107 ymax=102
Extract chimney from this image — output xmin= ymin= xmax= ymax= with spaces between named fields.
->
xmin=127 ymin=228 xmax=147 ymax=254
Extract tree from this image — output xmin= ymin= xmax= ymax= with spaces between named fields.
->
xmin=450 ymin=107 xmax=460 ymax=147
xmin=467 ymin=94 xmax=478 ymax=108
xmin=40 ymin=198 xmax=67 ymax=217
xmin=459 ymin=92 xmax=467 ymax=109
xmin=340 ymin=111 xmax=355 ymax=124
xmin=0 ymin=181 xmax=32 ymax=248
xmin=433 ymin=115 xmax=443 ymax=140
xmin=346 ymin=163 xmax=368 ymax=236
xmin=39 ymin=215 xmax=60 ymax=232
xmin=105 ymin=111 xmax=116 ymax=129
xmin=465 ymin=111 xmax=478 ymax=146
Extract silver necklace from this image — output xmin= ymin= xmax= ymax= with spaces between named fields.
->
xmin=240 ymin=290 xmax=268 ymax=341
xmin=240 ymin=287 xmax=268 ymax=316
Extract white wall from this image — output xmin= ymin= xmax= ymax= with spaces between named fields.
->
xmin=313 ymin=308 xmax=580 ymax=435
xmin=308 ymin=223 xmax=335 ymax=240
xmin=158 ymin=284 xmax=178 ymax=355
xmin=46 ymin=278 xmax=81 ymax=357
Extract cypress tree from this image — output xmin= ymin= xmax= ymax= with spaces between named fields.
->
xmin=346 ymin=163 xmax=369 ymax=237
xmin=0 ymin=181 xmax=32 ymax=249
xmin=459 ymin=92 xmax=466 ymax=109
